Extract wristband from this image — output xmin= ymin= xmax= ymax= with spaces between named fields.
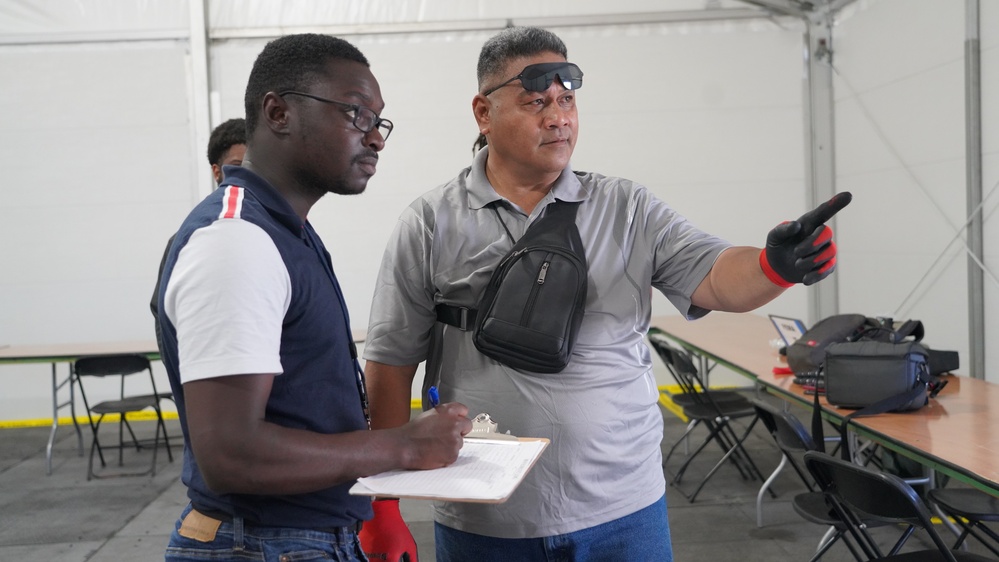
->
xmin=759 ymin=248 xmax=795 ymax=288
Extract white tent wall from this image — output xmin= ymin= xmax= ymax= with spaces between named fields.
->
xmin=209 ymin=20 xmax=809 ymax=399
xmin=833 ymin=0 xmax=999 ymax=383
xmin=0 ymin=0 xmax=992 ymax=422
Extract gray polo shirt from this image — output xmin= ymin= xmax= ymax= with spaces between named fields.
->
xmin=364 ymin=147 xmax=730 ymax=538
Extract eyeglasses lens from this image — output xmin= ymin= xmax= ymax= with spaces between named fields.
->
xmin=353 ymin=107 xmax=393 ymax=140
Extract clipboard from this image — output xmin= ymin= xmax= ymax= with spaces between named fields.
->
xmin=349 ymin=437 xmax=549 ymax=503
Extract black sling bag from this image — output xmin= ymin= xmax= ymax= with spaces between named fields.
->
xmin=436 ymin=201 xmax=588 ymax=373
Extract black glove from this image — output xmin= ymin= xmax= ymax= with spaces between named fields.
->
xmin=760 ymin=192 xmax=852 ymax=287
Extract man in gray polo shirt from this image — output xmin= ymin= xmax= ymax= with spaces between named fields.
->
xmin=363 ymin=26 xmax=847 ymax=562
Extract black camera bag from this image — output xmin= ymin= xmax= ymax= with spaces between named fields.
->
xmin=824 ymin=340 xmax=933 ymax=412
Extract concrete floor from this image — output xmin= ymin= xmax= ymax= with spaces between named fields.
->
xmin=1 ymin=395 xmax=996 ymax=561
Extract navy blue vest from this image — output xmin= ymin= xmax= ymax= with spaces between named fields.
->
xmin=158 ymin=167 xmax=371 ymax=528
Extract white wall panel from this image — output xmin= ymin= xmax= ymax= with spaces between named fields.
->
xmin=0 ymin=0 xmax=189 ymax=40
xmin=0 ymin=40 xmax=194 ymax=419
xmin=834 ymin=0 xmax=994 ymax=380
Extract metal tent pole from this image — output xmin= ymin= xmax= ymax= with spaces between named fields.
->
xmin=965 ymin=0 xmax=985 ymax=379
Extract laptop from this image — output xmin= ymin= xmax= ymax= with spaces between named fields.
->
xmin=768 ymin=314 xmax=808 ymax=347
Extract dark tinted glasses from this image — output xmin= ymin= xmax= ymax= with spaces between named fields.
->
xmin=482 ymin=62 xmax=584 ymax=97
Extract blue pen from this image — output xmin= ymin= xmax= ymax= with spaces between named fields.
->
xmin=428 ymin=385 xmax=440 ymax=407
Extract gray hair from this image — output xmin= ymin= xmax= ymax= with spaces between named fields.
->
xmin=476 ymin=27 xmax=568 ymax=90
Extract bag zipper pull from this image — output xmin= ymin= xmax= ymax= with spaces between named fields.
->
xmin=537 ymin=262 xmax=550 ymax=284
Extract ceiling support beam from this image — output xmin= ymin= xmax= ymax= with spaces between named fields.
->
xmin=801 ymin=15 xmax=838 ymax=324
xmin=187 ymin=0 xmax=214 ymax=200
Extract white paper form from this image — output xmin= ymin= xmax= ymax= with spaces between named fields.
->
xmin=349 ymin=438 xmax=548 ymax=503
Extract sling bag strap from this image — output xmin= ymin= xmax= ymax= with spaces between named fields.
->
xmin=811 ymin=371 xmax=944 ymax=461
xmin=434 ymin=200 xmax=580 ymax=333
xmin=436 ymin=304 xmax=477 ymax=331
xmin=856 ymin=319 xmax=925 ymax=344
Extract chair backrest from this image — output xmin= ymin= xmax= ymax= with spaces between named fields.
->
xmin=74 ymin=353 xmax=159 ymax=405
xmin=74 ymin=354 xmax=151 ymax=378
xmin=804 ymin=450 xmax=958 ymax=560
xmin=752 ymin=399 xmax=817 ymax=453
xmin=648 ymin=333 xmax=701 ymax=397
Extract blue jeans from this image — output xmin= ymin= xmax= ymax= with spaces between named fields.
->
xmin=435 ymin=494 xmax=672 ymax=562
xmin=165 ymin=504 xmax=367 ymax=562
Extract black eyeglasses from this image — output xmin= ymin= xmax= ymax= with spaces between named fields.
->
xmin=482 ymin=62 xmax=584 ymax=97
xmin=278 ymin=90 xmax=394 ymax=140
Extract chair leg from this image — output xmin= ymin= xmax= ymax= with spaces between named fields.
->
xmin=682 ymin=419 xmax=697 ymax=455
xmin=88 ymin=412 xmax=164 ymax=480
xmin=68 ymin=379 xmax=84 ymax=456
xmin=757 ymin=454 xmax=788 ymax=527
xmin=710 ymin=420 xmax=754 ymax=480
xmin=149 ymin=414 xmax=160 ymax=477
xmin=950 ymin=524 xmax=973 ymax=551
xmin=85 ymin=412 xmax=107 ymax=468
xmin=885 ymin=525 xmax=917 ymax=557
xmin=687 ymin=423 xmax=754 ymax=502
xmin=669 ymin=422 xmax=725 ymax=485
xmin=688 ymin=417 xmax=772 ymax=503
xmin=155 ymin=409 xmax=174 ymax=463
xmin=87 ymin=414 xmax=108 ymax=481
xmin=950 ymin=519 xmax=999 ymax=558
xmin=704 ymin=416 xmax=758 ymax=482
xmin=122 ymin=417 xmax=143 ymax=451
xmin=809 ymin=526 xmax=866 ymax=562
xmin=118 ymin=415 xmax=126 ymax=466
xmin=808 ymin=526 xmax=840 ymax=562
xmin=673 ymin=416 xmax=751 ymax=484
xmin=724 ymin=416 xmax=772 ymax=485
xmin=87 ymin=435 xmax=98 ymax=481
xmin=968 ymin=523 xmax=999 ymax=558
xmin=663 ymin=419 xmax=704 ymax=469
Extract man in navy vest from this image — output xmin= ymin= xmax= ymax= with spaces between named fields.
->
xmin=158 ymin=33 xmax=470 ymax=562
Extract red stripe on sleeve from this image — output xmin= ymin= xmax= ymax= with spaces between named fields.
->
xmin=222 ymin=186 xmax=241 ymax=219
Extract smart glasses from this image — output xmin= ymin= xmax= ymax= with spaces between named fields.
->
xmin=481 ymin=62 xmax=584 ymax=97
xmin=277 ymin=90 xmax=394 ymax=140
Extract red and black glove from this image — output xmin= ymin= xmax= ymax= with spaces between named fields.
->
xmin=359 ymin=498 xmax=418 ymax=562
xmin=760 ymin=192 xmax=852 ymax=287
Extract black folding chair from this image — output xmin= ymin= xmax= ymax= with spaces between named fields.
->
xmin=927 ymin=487 xmax=999 ymax=558
xmin=804 ymin=451 xmax=995 ymax=561
xmin=753 ymin=399 xmax=876 ymax=561
xmin=650 ymin=331 xmax=747 ymax=411
xmin=73 ymin=354 xmax=173 ymax=480
xmin=649 ymin=333 xmax=769 ymax=502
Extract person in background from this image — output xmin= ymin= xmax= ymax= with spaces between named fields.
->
xmin=362 ymin=26 xmax=848 ymax=562
xmin=150 ymin=117 xmax=247 ymax=343
xmin=206 ymin=117 xmax=247 ymax=185
xmin=157 ymin=33 xmax=470 ymax=562
xmin=145 ymin=121 xmax=247 ymax=460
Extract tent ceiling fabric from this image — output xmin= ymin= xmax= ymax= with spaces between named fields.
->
xmin=0 ymin=0 xmax=807 ymax=45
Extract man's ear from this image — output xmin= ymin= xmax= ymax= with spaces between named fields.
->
xmin=471 ymin=94 xmax=491 ymax=136
xmin=260 ymin=92 xmax=291 ymax=135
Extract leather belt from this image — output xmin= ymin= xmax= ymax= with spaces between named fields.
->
xmin=194 ymin=508 xmax=362 ymax=535
xmin=436 ymin=304 xmax=477 ymax=331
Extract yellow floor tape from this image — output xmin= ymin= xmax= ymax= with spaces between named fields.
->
xmin=1 ymin=387 xmax=723 ymax=429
